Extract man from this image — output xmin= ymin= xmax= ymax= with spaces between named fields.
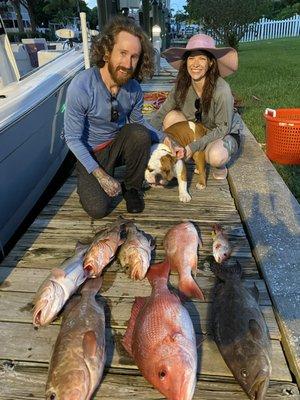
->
xmin=64 ymin=16 xmax=183 ymax=219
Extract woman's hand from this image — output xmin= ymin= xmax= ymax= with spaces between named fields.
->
xmin=92 ymin=167 xmax=121 ymax=197
xmin=163 ymin=136 xmax=185 ymax=159
xmin=185 ymin=144 xmax=193 ymax=160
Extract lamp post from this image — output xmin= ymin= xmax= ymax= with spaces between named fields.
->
xmin=142 ymin=0 xmax=151 ymax=37
xmin=152 ymin=24 xmax=161 ymax=75
xmin=152 ymin=0 xmax=159 ymax=26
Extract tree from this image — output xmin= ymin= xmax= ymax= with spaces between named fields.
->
xmin=43 ymin=0 xmax=89 ymax=24
xmin=20 ymin=0 xmax=38 ymax=32
xmin=174 ymin=11 xmax=188 ymax=24
xmin=87 ymin=6 xmax=99 ymax=30
xmin=186 ymin=0 xmax=271 ymax=49
xmin=265 ymin=0 xmax=300 ymax=19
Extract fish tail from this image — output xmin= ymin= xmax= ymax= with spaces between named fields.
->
xmin=80 ymin=276 xmax=102 ymax=295
xmin=146 ymin=260 xmax=170 ymax=287
xmin=179 ymin=275 xmax=205 ymax=300
xmin=210 ymin=261 xmax=242 ymax=281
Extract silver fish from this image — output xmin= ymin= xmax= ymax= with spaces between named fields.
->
xmin=33 ymin=242 xmax=88 ymax=326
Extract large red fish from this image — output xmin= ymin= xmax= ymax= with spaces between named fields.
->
xmin=164 ymin=221 xmax=205 ymax=300
xmin=122 ymin=261 xmax=197 ymax=400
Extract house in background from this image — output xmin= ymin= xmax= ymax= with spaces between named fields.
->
xmin=0 ymin=0 xmax=31 ymax=32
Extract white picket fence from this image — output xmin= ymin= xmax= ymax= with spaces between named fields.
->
xmin=241 ymin=14 xmax=300 ymax=42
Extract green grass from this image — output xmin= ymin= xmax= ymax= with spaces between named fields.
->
xmin=226 ymin=37 xmax=300 ymax=202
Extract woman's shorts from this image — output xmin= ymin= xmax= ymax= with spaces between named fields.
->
xmin=222 ymin=134 xmax=240 ymax=157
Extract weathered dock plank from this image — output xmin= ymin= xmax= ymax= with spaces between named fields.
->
xmin=0 ymin=366 xmax=298 ymax=400
xmin=0 ymin=292 xmax=281 ymax=339
xmin=0 ymin=267 xmax=272 ymax=305
xmin=0 ymin=322 xmax=291 ymax=382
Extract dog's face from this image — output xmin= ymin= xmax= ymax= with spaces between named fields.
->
xmin=145 ymin=143 xmax=177 ymax=187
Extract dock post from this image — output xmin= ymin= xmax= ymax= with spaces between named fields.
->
xmin=80 ymin=12 xmax=90 ymax=70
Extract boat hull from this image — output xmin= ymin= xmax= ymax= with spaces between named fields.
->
xmin=0 ymin=51 xmax=84 ymax=251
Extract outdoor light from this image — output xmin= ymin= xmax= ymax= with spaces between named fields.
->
xmin=152 ymin=24 xmax=161 ymax=75
xmin=152 ymin=24 xmax=161 ymax=37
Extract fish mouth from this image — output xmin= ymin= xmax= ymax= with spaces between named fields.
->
xmin=33 ymin=309 xmax=42 ymax=326
xmin=249 ymin=371 xmax=270 ymax=400
xmin=84 ymin=263 xmax=97 ymax=277
xmin=33 ymin=300 xmax=47 ymax=326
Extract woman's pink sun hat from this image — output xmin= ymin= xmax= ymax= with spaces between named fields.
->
xmin=162 ymin=34 xmax=238 ymax=77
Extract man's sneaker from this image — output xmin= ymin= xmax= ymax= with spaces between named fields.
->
xmin=212 ymin=167 xmax=228 ymax=180
xmin=122 ymin=185 xmax=144 ymax=213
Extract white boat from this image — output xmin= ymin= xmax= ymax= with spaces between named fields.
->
xmin=0 ymin=22 xmax=84 ymax=253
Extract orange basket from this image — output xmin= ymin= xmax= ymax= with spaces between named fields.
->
xmin=264 ymin=108 xmax=300 ymax=165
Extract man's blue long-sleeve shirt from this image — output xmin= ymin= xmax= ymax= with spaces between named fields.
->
xmin=64 ymin=66 xmax=164 ymax=173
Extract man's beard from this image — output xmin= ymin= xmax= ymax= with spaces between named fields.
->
xmin=108 ymin=60 xmax=134 ymax=86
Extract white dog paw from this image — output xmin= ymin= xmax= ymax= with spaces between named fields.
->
xmin=179 ymin=192 xmax=192 ymax=203
xmin=194 ymin=168 xmax=199 ymax=174
xmin=196 ymin=183 xmax=206 ymax=190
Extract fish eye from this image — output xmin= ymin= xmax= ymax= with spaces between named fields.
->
xmin=241 ymin=368 xmax=248 ymax=378
xmin=159 ymin=370 xmax=167 ymax=380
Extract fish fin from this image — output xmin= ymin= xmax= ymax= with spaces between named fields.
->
xmin=163 ymin=331 xmax=183 ymax=345
xmin=210 ymin=261 xmax=242 ymax=281
xmin=122 ymin=296 xmax=147 ymax=356
xmin=248 ymin=319 xmax=263 ymax=341
xmin=51 ymin=268 xmax=66 ymax=279
xmin=75 ymin=241 xmax=89 ymax=253
xmin=80 ymin=276 xmax=102 ymax=295
xmin=179 ymin=275 xmax=205 ymax=300
xmin=250 ymin=282 xmax=260 ymax=302
xmin=146 ymin=260 xmax=170 ymax=287
xmin=83 ymin=330 xmax=98 ymax=357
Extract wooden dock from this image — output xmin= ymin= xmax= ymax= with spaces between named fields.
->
xmin=0 ymin=69 xmax=299 ymax=399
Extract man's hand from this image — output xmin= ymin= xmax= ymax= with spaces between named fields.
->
xmin=163 ymin=136 xmax=185 ymax=160
xmin=92 ymin=167 xmax=121 ymax=197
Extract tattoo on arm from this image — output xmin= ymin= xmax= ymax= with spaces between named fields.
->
xmin=92 ymin=167 xmax=121 ymax=197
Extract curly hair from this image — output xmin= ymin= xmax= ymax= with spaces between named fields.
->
xmin=174 ymin=50 xmax=220 ymax=115
xmin=90 ymin=16 xmax=155 ymax=82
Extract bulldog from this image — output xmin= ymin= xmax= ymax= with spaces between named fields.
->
xmin=145 ymin=121 xmax=207 ymax=202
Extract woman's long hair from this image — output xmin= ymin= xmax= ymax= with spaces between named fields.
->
xmin=174 ymin=50 xmax=220 ymax=115
xmin=90 ymin=16 xmax=155 ymax=81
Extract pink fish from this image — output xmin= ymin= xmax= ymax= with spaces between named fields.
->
xmin=83 ymin=217 xmax=126 ymax=277
xmin=212 ymin=224 xmax=232 ymax=263
xmin=164 ymin=222 xmax=205 ymax=300
xmin=122 ymin=261 xmax=197 ymax=400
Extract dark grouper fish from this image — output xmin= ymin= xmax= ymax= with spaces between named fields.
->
xmin=46 ymin=276 xmax=106 ymax=400
xmin=211 ymin=262 xmax=272 ymax=400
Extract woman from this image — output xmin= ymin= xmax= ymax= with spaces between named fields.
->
xmin=150 ymin=34 xmax=243 ymax=180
